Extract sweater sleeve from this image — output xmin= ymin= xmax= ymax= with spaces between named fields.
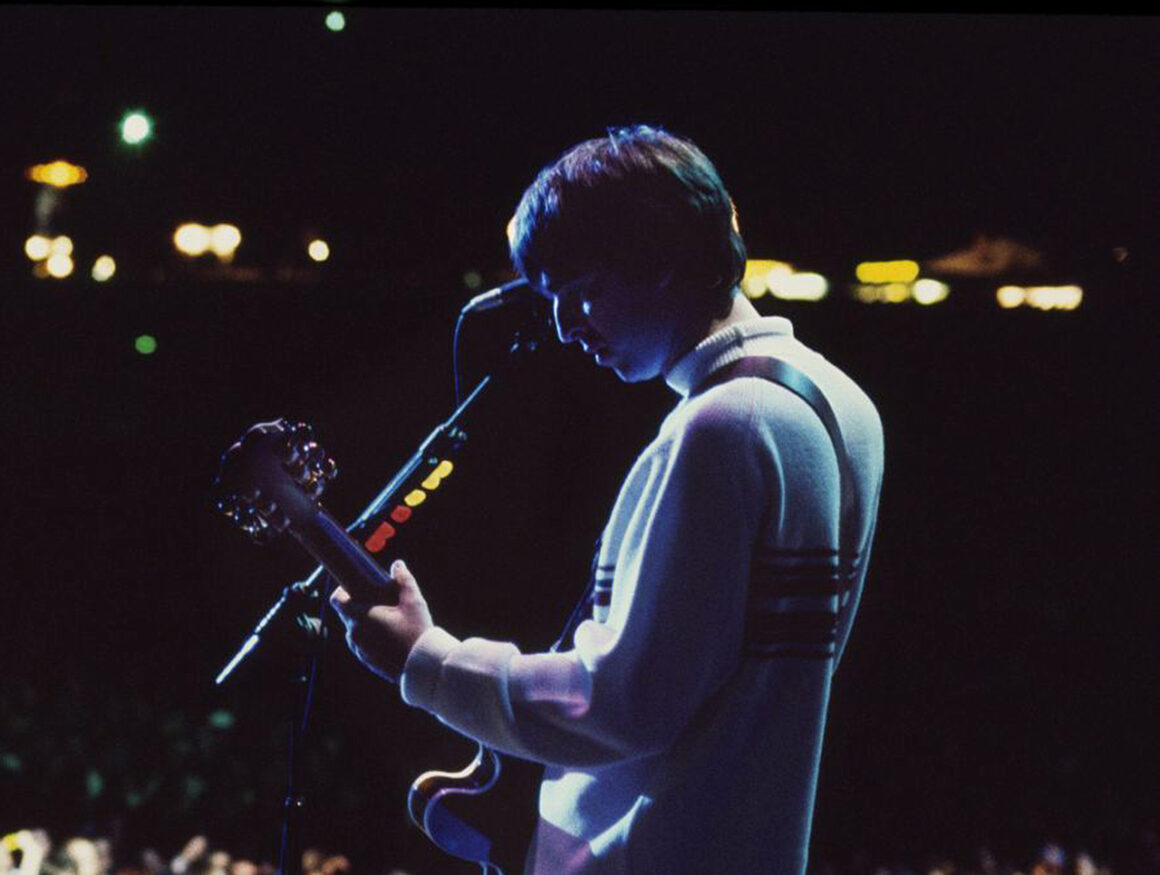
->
xmin=400 ymin=386 xmax=773 ymax=767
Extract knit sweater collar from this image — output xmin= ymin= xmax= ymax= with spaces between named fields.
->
xmin=664 ymin=315 xmax=795 ymax=397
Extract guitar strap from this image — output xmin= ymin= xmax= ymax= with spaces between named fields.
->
xmin=553 ymin=354 xmax=862 ymax=666
xmin=695 ymin=355 xmax=857 ymax=558
xmin=694 ymin=356 xmax=862 ymax=666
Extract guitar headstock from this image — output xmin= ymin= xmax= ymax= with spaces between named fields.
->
xmin=215 ymin=418 xmax=338 ymax=544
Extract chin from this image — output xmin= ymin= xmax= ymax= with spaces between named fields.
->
xmin=611 ymin=360 xmax=660 ymax=384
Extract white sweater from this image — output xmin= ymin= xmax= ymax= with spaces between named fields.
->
xmin=402 ymin=316 xmax=885 ymax=874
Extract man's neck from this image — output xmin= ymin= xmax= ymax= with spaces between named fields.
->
xmin=663 ymin=291 xmax=762 ymax=374
xmin=706 ymin=291 xmax=762 ymax=337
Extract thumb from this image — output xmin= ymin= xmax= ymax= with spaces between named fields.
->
xmin=390 ymin=559 xmax=421 ymax=601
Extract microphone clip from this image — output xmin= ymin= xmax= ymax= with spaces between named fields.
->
xmin=462 ymin=278 xmax=535 ymax=314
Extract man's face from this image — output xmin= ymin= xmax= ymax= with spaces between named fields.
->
xmin=537 ymin=269 xmax=689 ymax=383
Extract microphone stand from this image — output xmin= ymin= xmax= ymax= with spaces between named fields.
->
xmin=277 ymin=582 xmax=323 ymax=875
xmin=213 ymin=318 xmax=545 ymax=875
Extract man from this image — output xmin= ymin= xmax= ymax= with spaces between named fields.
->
xmin=331 ymin=125 xmax=885 ymax=874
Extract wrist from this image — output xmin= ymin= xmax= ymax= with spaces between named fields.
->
xmin=400 ymin=626 xmax=461 ymax=708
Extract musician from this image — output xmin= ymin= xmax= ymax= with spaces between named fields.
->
xmin=331 ymin=125 xmax=885 ymax=874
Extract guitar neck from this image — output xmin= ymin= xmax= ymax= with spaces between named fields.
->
xmin=289 ymin=504 xmax=399 ymax=602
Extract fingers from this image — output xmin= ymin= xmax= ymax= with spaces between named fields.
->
xmin=390 ymin=558 xmax=416 ymax=594
xmin=329 ymin=584 xmax=369 ymax=619
xmin=329 ymin=583 xmax=351 ymax=611
xmin=329 ymin=559 xmax=420 ymax=615
xmin=390 ymin=559 xmax=428 ymax=609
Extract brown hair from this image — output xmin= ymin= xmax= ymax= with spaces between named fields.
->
xmin=509 ymin=125 xmax=746 ymax=318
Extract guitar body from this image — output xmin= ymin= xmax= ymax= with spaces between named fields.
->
xmin=216 ymin=419 xmax=539 ymax=873
xmin=408 ymin=744 xmax=540 ymax=874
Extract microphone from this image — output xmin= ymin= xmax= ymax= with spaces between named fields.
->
xmin=461 ymin=278 xmax=535 ymax=313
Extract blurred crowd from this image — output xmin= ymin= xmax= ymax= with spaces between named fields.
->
xmin=0 ymin=832 xmax=389 ymax=875
xmin=811 ymin=836 xmax=1159 ymax=875
xmin=2 ymin=825 xmax=1157 ymax=875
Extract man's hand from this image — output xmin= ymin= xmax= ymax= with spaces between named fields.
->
xmin=329 ymin=559 xmax=433 ymax=683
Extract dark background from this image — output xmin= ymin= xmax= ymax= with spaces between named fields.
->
xmin=0 ymin=9 xmax=1155 ymax=874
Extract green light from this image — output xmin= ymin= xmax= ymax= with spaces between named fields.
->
xmin=86 ymin=769 xmax=105 ymax=799
xmin=135 ymin=334 xmax=157 ymax=355
xmin=120 ymin=111 xmax=153 ymax=145
xmin=325 ymin=10 xmax=345 ymax=32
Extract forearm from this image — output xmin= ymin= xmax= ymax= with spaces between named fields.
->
xmin=401 ymin=626 xmax=655 ymax=767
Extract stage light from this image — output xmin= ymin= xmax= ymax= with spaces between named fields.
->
xmin=174 ymin=223 xmax=211 ymax=256
xmin=995 ymin=285 xmax=1083 ymax=311
xmin=26 ymin=160 xmax=88 ymax=188
xmin=307 ymin=239 xmax=330 ymax=262
xmin=50 ymin=236 xmax=74 ymax=258
xmin=92 ymin=255 xmax=116 ymax=282
xmin=883 ymin=283 xmax=910 ymax=303
xmin=912 ymin=278 xmax=949 ymax=305
xmin=326 ymin=10 xmax=346 ymax=32
xmin=996 ymin=286 xmax=1024 ymax=309
xmin=24 ymin=234 xmax=51 ymax=261
xmin=856 ymin=260 xmax=920 ymax=284
xmin=404 ymin=489 xmax=427 ymax=508
xmin=209 ymin=224 xmax=242 ymax=258
xmin=770 ymin=271 xmax=828 ymax=302
xmin=1027 ymin=285 xmax=1083 ymax=311
xmin=46 ymin=253 xmax=74 ymax=278
xmin=741 ymin=259 xmax=793 ymax=299
xmin=120 ymin=111 xmax=153 ymax=145
xmin=135 ymin=335 xmax=157 ymax=355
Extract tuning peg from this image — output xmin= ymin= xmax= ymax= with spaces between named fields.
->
xmin=281 ymin=439 xmax=305 ymax=470
xmin=249 ymin=519 xmax=276 ymax=545
xmin=255 ymin=499 xmax=292 ymax=534
xmin=284 ymin=422 xmax=314 ymax=450
xmin=217 ymin=490 xmax=254 ymax=528
xmin=278 ymin=438 xmax=298 ymax=464
xmin=305 ymin=444 xmax=328 ymax=475
xmin=320 ymin=456 xmax=338 ymax=481
xmin=238 ymin=505 xmax=276 ymax=544
xmin=288 ymin=442 xmax=320 ymax=484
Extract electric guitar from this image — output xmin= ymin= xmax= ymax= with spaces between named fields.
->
xmin=216 ymin=418 xmax=537 ymax=875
